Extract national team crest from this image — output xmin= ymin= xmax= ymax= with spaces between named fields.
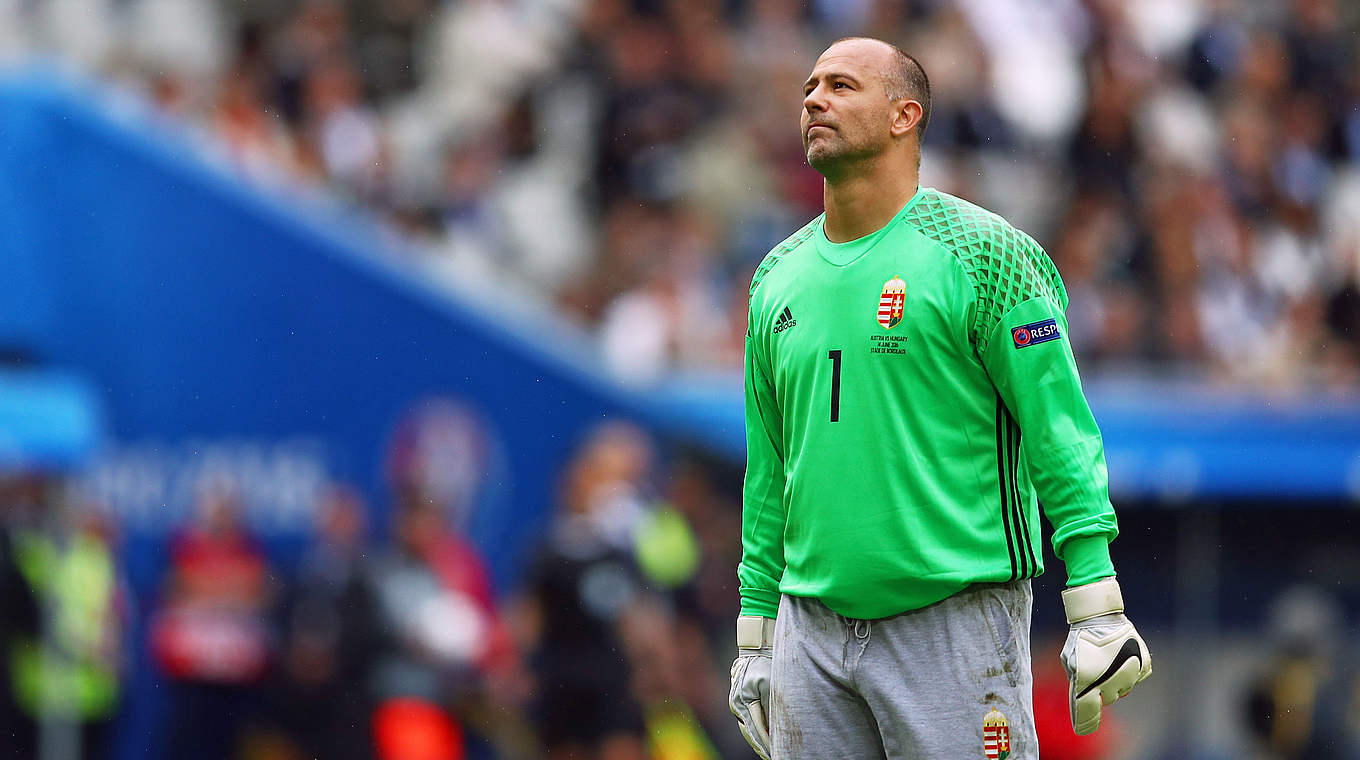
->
xmin=983 ymin=707 xmax=1011 ymax=760
xmin=876 ymin=276 xmax=906 ymax=329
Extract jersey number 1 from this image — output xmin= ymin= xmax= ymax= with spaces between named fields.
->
xmin=827 ymin=349 xmax=841 ymax=422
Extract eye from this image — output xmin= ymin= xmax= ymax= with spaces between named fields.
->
xmin=833 ymin=81 xmax=849 ymax=90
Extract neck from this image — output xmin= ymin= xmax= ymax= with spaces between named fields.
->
xmin=821 ymin=155 xmax=920 ymax=243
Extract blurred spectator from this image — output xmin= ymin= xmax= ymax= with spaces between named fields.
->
xmin=513 ymin=422 xmax=726 ymax=760
xmin=209 ymin=58 xmax=300 ymax=185
xmin=151 ymin=481 xmax=273 ymax=760
xmin=0 ymin=475 xmax=40 ymax=756
xmin=272 ymin=483 xmax=381 ymax=760
xmin=302 ymin=55 xmax=386 ymax=202
xmin=1241 ymin=586 xmax=1360 ymax=759
xmin=596 ymin=204 xmax=732 ymax=383
xmin=516 ymin=422 xmax=657 ymax=760
xmin=0 ymin=472 xmax=124 ymax=760
xmin=366 ymin=479 xmax=525 ymax=759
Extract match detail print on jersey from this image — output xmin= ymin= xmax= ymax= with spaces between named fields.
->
xmin=1011 ymin=318 xmax=1060 ymax=349
xmin=876 ymin=276 xmax=906 ymax=329
xmin=983 ymin=707 xmax=1011 ymax=760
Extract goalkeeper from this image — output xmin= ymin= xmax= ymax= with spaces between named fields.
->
xmin=729 ymin=37 xmax=1151 ymax=759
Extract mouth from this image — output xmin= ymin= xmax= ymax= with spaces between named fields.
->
xmin=806 ymin=123 xmax=834 ymax=136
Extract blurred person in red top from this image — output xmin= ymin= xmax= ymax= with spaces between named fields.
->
xmin=152 ymin=480 xmax=273 ymax=760
xmin=369 ymin=484 xmax=515 ymax=683
xmin=366 ymin=487 xmax=527 ymax=760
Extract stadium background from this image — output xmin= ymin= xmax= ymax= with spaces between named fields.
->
xmin=2 ymin=0 xmax=1360 ymax=758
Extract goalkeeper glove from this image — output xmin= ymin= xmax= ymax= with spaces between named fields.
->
xmin=729 ymin=615 xmax=775 ymax=759
xmin=1061 ymin=577 xmax=1152 ymax=735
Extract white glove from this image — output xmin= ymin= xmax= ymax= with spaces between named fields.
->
xmin=1061 ymin=577 xmax=1152 ymax=735
xmin=729 ymin=615 xmax=775 ymax=759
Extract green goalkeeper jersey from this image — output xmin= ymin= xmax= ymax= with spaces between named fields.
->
xmin=738 ymin=186 xmax=1118 ymax=620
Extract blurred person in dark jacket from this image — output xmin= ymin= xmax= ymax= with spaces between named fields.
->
xmin=152 ymin=481 xmax=273 ymax=760
xmin=515 ymin=422 xmax=661 ymax=760
xmin=517 ymin=424 xmax=728 ymax=760
xmin=273 ymin=483 xmax=381 ymax=760
xmin=0 ymin=473 xmax=43 ymax=758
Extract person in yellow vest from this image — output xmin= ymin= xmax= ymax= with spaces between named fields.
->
xmin=4 ymin=483 xmax=123 ymax=760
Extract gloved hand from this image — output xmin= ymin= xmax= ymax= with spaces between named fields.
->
xmin=1060 ymin=577 xmax=1152 ymax=735
xmin=729 ymin=615 xmax=775 ymax=759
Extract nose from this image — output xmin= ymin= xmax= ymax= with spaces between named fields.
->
xmin=803 ymin=83 xmax=827 ymax=114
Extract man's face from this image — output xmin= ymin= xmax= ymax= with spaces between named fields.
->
xmin=801 ymin=40 xmax=897 ymax=175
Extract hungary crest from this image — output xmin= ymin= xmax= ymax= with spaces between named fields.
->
xmin=877 ymin=276 xmax=906 ymax=329
xmin=983 ymin=707 xmax=1011 ymax=760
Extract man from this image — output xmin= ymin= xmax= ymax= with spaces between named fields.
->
xmin=728 ymin=37 xmax=1151 ymax=759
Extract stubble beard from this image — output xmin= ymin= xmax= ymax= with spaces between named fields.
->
xmin=806 ymin=132 xmax=874 ymax=180
xmin=805 ymin=133 xmax=845 ymax=175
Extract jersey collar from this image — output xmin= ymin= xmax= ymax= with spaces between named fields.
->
xmin=815 ymin=186 xmax=927 ymax=267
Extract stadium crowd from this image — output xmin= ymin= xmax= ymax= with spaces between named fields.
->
xmin=3 ymin=0 xmax=1360 ymax=388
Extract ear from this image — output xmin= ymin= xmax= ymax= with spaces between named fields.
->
xmin=890 ymin=100 xmax=924 ymax=139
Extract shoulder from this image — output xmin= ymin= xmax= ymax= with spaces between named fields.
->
xmin=903 ymin=188 xmax=1066 ymax=309
xmin=902 ymin=188 xmax=1041 ymax=267
xmin=749 ymin=215 xmax=820 ymax=299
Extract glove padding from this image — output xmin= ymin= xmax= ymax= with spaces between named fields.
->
xmin=1060 ymin=578 xmax=1152 ymax=735
xmin=729 ymin=615 xmax=774 ymax=759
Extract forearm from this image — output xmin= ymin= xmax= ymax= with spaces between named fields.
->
xmin=983 ymin=300 xmax=1118 ymax=584
xmin=738 ymin=469 xmax=786 ymax=617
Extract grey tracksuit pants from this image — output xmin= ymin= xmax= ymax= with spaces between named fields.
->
xmin=770 ymin=581 xmax=1037 ymax=759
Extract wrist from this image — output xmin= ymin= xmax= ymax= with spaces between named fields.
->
xmin=1061 ymin=577 xmax=1123 ymax=624
xmin=1060 ymin=535 xmax=1115 ymax=586
xmin=737 ymin=615 xmax=776 ymax=650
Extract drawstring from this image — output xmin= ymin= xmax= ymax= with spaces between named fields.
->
xmin=842 ymin=616 xmax=872 ymax=671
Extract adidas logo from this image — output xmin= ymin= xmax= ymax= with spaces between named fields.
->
xmin=773 ymin=306 xmax=797 ymax=333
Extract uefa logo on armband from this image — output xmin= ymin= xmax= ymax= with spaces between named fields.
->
xmin=1011 ymin=318 xmax=1060 ymax=349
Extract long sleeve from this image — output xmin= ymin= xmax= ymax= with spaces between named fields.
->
xmin=737 ymin=302 xmax=788 ymax=618
xmin=976 ymin=259 xmax=1118 ymax=587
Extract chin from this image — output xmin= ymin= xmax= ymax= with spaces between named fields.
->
xmin=805 ymin=148 xmax=837 ymax=174
xmin=806 ymin=147 xmax=840 ymax=174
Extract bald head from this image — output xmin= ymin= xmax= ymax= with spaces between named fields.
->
xmin=801 ymin=37 xmax=931 ymax=177
xmin=826 ymin=37 xmax=931 ymax=139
